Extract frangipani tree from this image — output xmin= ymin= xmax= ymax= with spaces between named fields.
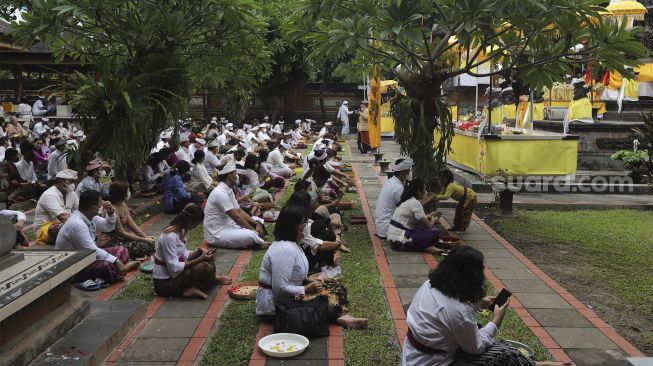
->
xmin=285 ymin=0 xmax=649 ymax=181
xmin=11 ymin=0 xmax=271 ymax=180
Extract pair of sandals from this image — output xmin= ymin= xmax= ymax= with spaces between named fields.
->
xmin=74 ymin=278 xmax=110 ymax=291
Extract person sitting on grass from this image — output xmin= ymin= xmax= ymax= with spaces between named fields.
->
xmin=388 ymin=178 xmax=443 ymax=254
xmin=153 ymin=203 xmax=232 ymax=299
xmin=403 ymin=246 xmax=569 ymax=366
xmin=56 ymin=190 xmax=140 ymax=285
xmin=432 ymin=169 xmax=477 ymax=232
xmin=285 ymin=191 xmax=349 ymax=272
xmin=97 ymin=181 xmax=156 ymax=261
xmin=189 ymin=150 xmax=214 ymax=194
xmin=203 ymin=160 xmax=270 ymax=249
xmin=257 ymin=149 xmax=285 ymax=189
xmin=161 ymin=160 xmax=202 ymax=214
xmin=255 ymin=204 xmax=367 ymax=329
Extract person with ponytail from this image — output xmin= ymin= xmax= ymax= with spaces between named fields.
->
xmin=189 ymin=150 xmax=214 ymax=194
xmin=153 ymin=203 xmax=232 ymax=299
xmin=387 ymin=178 xmax=443 ymax=254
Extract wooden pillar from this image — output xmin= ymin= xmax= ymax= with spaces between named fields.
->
xmin=15 ymin=67 xmax=24 ymax=101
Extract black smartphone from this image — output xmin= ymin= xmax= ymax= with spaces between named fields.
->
xmin=206 ymin=248 xmax=217 ymax=256
xmin=488 ymin=288 xmax=512 ymax=310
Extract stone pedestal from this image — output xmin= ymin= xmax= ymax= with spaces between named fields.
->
xmin=0 ymin=249 xmax=95 ymax=350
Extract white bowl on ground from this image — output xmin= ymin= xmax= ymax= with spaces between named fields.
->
xmin=258 ymin=333 xmax=310 ymax=358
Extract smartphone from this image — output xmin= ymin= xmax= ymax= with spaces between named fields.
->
xmin=206 ymin=248 xmax=217 ymax=256
xmin=488 ymin=288 xmax=512 ymax=310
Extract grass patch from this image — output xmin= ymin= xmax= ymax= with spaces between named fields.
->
xmin=493 ymin=209 xmax=653 ymax=315
xmin=490 ymin=209 xmax=653 ymax=352
xmin=341 ymin=222 xmax=401 ymax=366
xmin=337 ymin=141 xmax=401 ymax=365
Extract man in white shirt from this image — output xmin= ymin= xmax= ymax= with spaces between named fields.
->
xmin=56 ymin=190 xmax=140 ymax=284
xmin=318 ymin=121 xmax=332 ymax=139
xmin=47 ymin=139 xmax=68 ymax=181
xmin=267 ymin=141 xmax=295 ymax=178
xmin=155 ymin=130 xmax=172 ymax=152
xmin=203 ymin=161 xmax=270 ymax=249
xmin=175 ymin=134 xmax=193 ymax=164
xmin=204 ymin=140 xmax=221 ymax=176
xmin=34 ymin=169 xmax=80 ymax=243
xmin=336 ymin=100 xmax=354 ymax=135
xmin=189 ymin=138 xmax=206 ymax=157
xmin=257 ymin=124 xmax=272 ymax=143
xmin=33 ymin=117 xmax=50 ymax=138
xmin=375 ymin=158 xmax=412 ymax=238
xmin=32 ymin=95 xmax=49 ymax=116
xmin=246 ymin=125 xmax=260 ymax=144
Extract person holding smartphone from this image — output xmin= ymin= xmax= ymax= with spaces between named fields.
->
xmin=153 ymin=204 xmax=232 ymax=299
xmin=403 ymin=246 xmax=569 ymax=366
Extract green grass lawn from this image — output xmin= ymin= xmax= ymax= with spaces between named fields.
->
xmin=491 ymin=209 xmax=653 ymax=353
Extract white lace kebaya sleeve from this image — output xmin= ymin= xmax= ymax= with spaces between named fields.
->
xmin=270 ymin=246 xmax=306 ymax=298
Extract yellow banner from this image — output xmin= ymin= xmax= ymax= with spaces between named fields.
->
xmin=368 ymin=65 xmax=382 ymax=148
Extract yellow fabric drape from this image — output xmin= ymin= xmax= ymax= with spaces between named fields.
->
xmin=624 ymin=78 xmax=639 ymax=100
xmin=368 ymin=65 xmax=382 ymax=148
xmin=568 ymin=98 xmax=593 ymax=120
xmin=501 ymin=104 xmax=516 ymax=120
xmin=635 ymin=63 xmax=653 ymax=82
xmin=482 ymin=106 xmax=503 ymax=125
xmin=608 ymin=71 xmax=623 ymax=90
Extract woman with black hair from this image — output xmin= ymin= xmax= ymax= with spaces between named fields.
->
xmin=161 ymin=160 xmax=202 ymax=214
xmin=432 ymin=170 xmax=477 ymax=232
xmin=153 ymin=203 xmax=232 ymax=299
xmin=255 ymin=205 xmax=367 ymax=329
xmin=190 ymin=150 xmax=214 ymax=193
xmin=242 ymin=153 xmax=273 ymax=203
xmin=98 ymin=181 xmax=156 ymax=260
xmin=387 ymin=178 xmax=442 ymax=254
xmin=257 ymin=149 xmax=285 ymax=189
xmin=285 ymin=192 xmax=348 ymax=271
xmin=141 ymin=152 xmax=165 ymax=194
xmin=403 ymin=246 xmax=568 ymax=366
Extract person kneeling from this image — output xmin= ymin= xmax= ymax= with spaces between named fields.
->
xmin=153 ymin=204 xmax=232 ymax=299
xmin=388 ymin=179 xmax=443 ymax=254
xmin=55 ymin=190 xmax=140 ymax=285
xmin=255 ymin=205 xmax=367 ymax=329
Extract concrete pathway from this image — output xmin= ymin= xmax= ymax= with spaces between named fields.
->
xmin=350 ymin=139 xmax=645 ymax=366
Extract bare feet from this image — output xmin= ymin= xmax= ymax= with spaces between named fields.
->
xmin=425 ymin=246 xmax=445 ymax=255
xmin=339 ymin=244 xmax=351 ymax=253
xmin=124 ymin=261 xmax=141 ymax=272
xmin=336 ymin=315 xmax=369 ymax=329
xmin=216 ymin=275 xmax=232 ymax=285
xmin=258 ymin=241 xmax=271 ymax=250
xmin=182 ymin=287 xmax=208 ymax=299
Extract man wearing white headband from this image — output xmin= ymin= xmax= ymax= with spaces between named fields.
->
xmin=321 ymin=121 xmax=334 ymax=139
xmin=267 ymin=140 xmax=295 ymax=178
xmin=203 ymin=161 xmax=270 ymax=249
xmin=175 ymin=133 xmax=193 ymax=165
xmin=375 ymin=158 xmax=413 ymax=238
xmin=336 ymin=100 xmax=354 ymax=135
